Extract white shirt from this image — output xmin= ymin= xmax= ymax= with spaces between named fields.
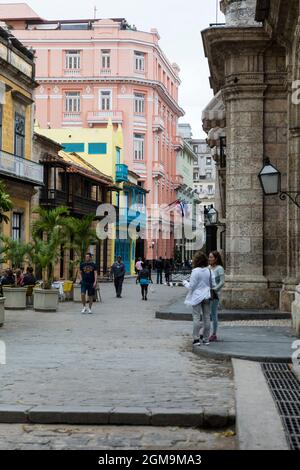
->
xmin=183 ymin=267 xmax=216 ymax=306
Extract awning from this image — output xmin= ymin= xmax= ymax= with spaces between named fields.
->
xmin=202 ymin=90 xmax=226 ymax=133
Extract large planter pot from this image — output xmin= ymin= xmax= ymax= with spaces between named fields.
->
xmin=0 ymin=297 xmax=5 ymax=327
xmin=34 ymin=288 xmax=59 ymax=312
xmin=73 ymin=284 xmax=82 ymax=303
xmin=3 ymin=287 xmax=27 ymax=310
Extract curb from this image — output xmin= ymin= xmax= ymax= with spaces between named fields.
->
xmin=192 ymin=345 xmax=293 ymax=363
xmin=156 ymin=311 xmax=291 ymax=322
xmin=0 ymin=405 xmax=235 ymax=429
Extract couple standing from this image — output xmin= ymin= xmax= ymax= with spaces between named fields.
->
xmin=183 ymin=251 xmax=225 ymax=346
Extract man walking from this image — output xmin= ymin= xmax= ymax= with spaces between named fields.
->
xmin=111 ymin=256 xmax=126 ymax=298
xmin=79 ymin=253 xmax=97 ymax=314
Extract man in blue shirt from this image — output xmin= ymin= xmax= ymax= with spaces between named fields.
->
xmin=111 ymin=256 xmax=126 ymax=298
xmin=79 ymin=253 xmax=97 ymax=314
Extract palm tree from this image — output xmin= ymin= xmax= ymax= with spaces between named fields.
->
xmin=0 ymin=181 xmax=13 ymax=225
xmin=32 ymin=206 xmax=70 ymax=241
xmin=66 ymin=215 xmax=97 ymax=258
xmin=0 ymin=236 xmax=33 ymax=269
xmin=30 ymin=233 xmax=62 ymax=289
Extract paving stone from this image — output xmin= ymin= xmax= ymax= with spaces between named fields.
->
xmin=28 ymin=406 xmax=112 ymax=424
xmin=150 ymin=408 xmax=204 ymax=427
xmin=109 ymin=408 xmax=151 ymax=425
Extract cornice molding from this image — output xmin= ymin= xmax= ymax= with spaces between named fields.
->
xmin=35 ymin=75 xmax=185 ymax=116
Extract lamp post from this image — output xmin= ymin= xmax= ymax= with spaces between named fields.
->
xmin=204 ymin=205 xmax=218 ymax=256
xmin=258 ymin=158 xmax=300 ymax=208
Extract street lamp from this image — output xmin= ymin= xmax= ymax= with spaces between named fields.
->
xmin=204 ymin=205 xmax=218 ymax=255
xmin=259 ymin=158 xmax=300 ymax=208
xmin=258 ymin=158 xmax=281 ymax=195
xmin=207 ymin=206 xmax=218 ymax=225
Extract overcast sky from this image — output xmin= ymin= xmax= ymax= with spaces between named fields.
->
xmin=2 ymin=0 xmax=224 ymax=137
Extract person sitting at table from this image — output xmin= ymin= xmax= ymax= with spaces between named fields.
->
xmin=22 ymin=267 xmax=36 ymax=286
xmin=1 ymin=269 xmax=15 ymax=286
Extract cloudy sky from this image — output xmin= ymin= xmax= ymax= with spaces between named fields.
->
xmin=2 ymin=0 xmax=224 ymax=137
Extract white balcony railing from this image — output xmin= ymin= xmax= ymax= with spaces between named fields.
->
xmin=64 ymin=69 xmax=82 ymax=76
xmin=87 ymin=110 xmax=123 ymax=124
xmin=0 ymin=150 xmax=44 ymax=185
xmin=63 ymin=112 xmax=82 ymax=121
xmin=100 ymin=69 xmax=111 ymax=75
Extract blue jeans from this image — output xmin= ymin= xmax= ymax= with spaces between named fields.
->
xmin=211 ymin=299 xmax=220 ymax=335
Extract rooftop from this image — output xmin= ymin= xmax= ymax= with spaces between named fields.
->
xmin=0 ymin=3 xmax=41 ymax=20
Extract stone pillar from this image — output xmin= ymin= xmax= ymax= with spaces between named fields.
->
xmin=222 ymin=82 xmax=278 ymax=309
xmin=288 ymin=26 xmax=300 ymax=328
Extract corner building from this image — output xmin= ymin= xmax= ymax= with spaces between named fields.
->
xmin=3 ymin=4 xmax=184 ymax=261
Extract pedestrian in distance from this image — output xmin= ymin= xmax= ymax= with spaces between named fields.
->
xmin=135 ymin=257 xmax=143 ymax=284
xmin=138 ymin=262 xmax=151 ymax=301
xmin=164 ymin=259 xmax=171 ymax=285
xmin=155 ymin=256 xmax=164 ymax=285
xmin=183 ymin=251 xmax=216 ymax=346
xmin=111 ymin=256 xmax=126 ymax=298
xmin=79 ymin=253 xmax=97 ymax=314
xmin=208 ymin=251 xmax=225 ymax=342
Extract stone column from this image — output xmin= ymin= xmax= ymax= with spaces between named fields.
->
xmin=288 ymin=25 xmax=300 ymax=331
xmin=221 ymin=82 xmax=278 ymax=309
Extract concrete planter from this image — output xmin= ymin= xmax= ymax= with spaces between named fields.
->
xmin=73 ymin=284 xmax=82 ymax=303
xmin=3 ymin=287 xmax=27 ymax=310
xmin=34 ymin=288 xmax=59 ymax=312
xmin=0 ymin=297 xmax=5 ymax=327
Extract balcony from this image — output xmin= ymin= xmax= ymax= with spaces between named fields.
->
xmin=71 ymin=195 xmax=100 ymax=216
xmin=173 ymin=137 xmax=184 ymax=150
xmin=152 ymin=115 xmax=165 ymax=133
xmin=64 ymin=69 xmax=82 ymax=76
xmin=63 ymin=112 xmax=82 ymax=122
xmin=40 ymin=189 xmax=68 ymax=207
xmin=173 ymin=174 xmax=184 ymax=188
xmin=116 ymin=164 xmax=129 ymax=183
xmin=87 ymin=111 xmax=123 ymax=125
xmin=0 ymin=150 xmax=44 ymax=185
xmin=100 ymin=69 xmax=112 ymax=76
xmin=152 ymin=162 xmax=165 ymax=179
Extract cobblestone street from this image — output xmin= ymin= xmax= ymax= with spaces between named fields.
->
xmin=0 ymin=280 xmax=235 ymax=449
xmin=0 ymin=424 xmax=236 ymax=450
xmin=0 ymin=280 xmax=234 ymax=410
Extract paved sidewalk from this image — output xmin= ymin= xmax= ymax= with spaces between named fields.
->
xmin=192 ymin=325 xmax=296 ymax=362
xmin=0 ymin=280 xmax=234 ymax=423
xmin=156 ymin=297 xmax=291 ymax=321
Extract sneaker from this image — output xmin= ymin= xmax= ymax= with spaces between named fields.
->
xmin=202 ymin=340 xmax=210 ymax=346
xmin=200 ymin=335 xmax=204 ymax=341
xmin=88 ymin=308 xmax=93 ymax=314
xmin=81 ymin=307 xmax=87 ymax=314
xmin=193 ymin=339 xmax=201 ymax=346
xmin=209 ymin=335 xmax=218 ymax=342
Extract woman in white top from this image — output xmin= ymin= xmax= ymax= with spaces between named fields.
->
xmin=183 ymin=251 xmax=215 ymax=346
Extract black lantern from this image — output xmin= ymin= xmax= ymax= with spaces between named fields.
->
xmin=207 ymin=206 xmax=218 ymax=225
xmin=258 ymin=158 xmax=281 ymax=196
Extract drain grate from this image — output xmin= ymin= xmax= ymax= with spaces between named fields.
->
xmin=261 ymin=363 xmax=300 ymax=450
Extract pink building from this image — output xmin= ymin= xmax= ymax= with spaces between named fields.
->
xmin=2 ymin=3 xmax=185 ymax=260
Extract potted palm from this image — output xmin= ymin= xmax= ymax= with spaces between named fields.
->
xmin=31 ymin=207 xmax=70 ymax=312
xmin=0 ymin=181 xmax=13 ymax=323
xmin=65 ymin=215 xmax=97 ymax=302
xmin=0 ymin=237 xmax=33 ymax=310
xmin=31 ymin=234 xmax=62 ymax=311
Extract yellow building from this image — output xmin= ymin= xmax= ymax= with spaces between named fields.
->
xmin=36 ymin=122 xmax=147 ymax=274
xmin=0 ymin=26 xmax=43 ymax=248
